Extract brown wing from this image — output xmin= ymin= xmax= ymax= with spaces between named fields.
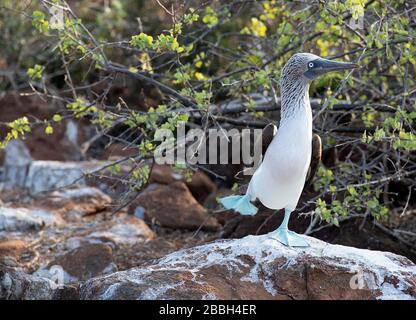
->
xmin=260 ymin=126 xmax=322 ymax=187
xmin=260 ymin=123 xmax=277 ymax=156
xmin=305 ymin=133 xmax=322 ymax=187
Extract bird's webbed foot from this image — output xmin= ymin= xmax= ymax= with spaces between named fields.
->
xmin=267 ymin=227 xmax=310 ymax=247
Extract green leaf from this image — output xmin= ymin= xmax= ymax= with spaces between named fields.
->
xmin=367 ymin=198 xmax=379 ymax=209
xmin=32 ymin=10 xmax=49 ymax=33
xmin=45 ymin=125 xmax=53 ymax=135
xmin=347 ymin=185 xmax=357 ymax=196
xmin=202 ymin=6 xmax=218 ymax=28
xmin=52 ymin=114 xmax=62 ymax=122
xmin=183 ymin=9 xmax=199 ymax=25
xmin=130 ymin=33 xmax=154 ymax=50
xmin=27 ymin=64 xmax=45 ymax=80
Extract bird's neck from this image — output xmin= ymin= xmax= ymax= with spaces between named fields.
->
xmin=279 ymin=79 xmax=311 ymax=128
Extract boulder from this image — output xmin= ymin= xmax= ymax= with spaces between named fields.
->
xmin=2 ymin=140 xmax=33 ymax=186
xmin=80 ymin=234 xmax=416 ymax=300
xmin=23 ymin=161 xmax=107 ymax=195
xmin=0 ymin=240 xmax=34 ymax=268
xmin=87 ymin=215 xmax=155 ymax=246
xmin=186 ymin=170 xmax=217 ymax=204
xmin=0 ymin=185 xmax=28 ymax=204
xmin=0 ymin=268 xmax=78 ymax=300
xmin=0 ymin=240 xmax=27 ymax=256
xmin=149 ymin=164 xmax=182 ymax=185
xmin=2 ymin=144 xmax=108 ymax=193
xmin=130 ymin=182 xmax=220 ymax=231
xmin=0 ymin=207 xmax=60 ymax=231
xmin=149 ymin=165 xmax=216 ymax=203
xmin=99 ymin=142 xmax=138 ymax=160
xmin=34 ymin=186 xmax=112 ymax=219
xmin=35 ymin=243 xmax=117 ymax=283
xmin=0 ymin=94 xmax=93 ymax=166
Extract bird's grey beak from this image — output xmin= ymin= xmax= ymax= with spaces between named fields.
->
xmin=316 ymin=58 xmax=359 ymax=71
xmin=305 ymin=58 xmax=359 ymax=79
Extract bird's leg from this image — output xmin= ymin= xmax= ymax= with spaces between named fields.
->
xmin=280 ymin=208 xmax=291 ymax=230
xmin=268 ymin=208 xmax=310 ymax=247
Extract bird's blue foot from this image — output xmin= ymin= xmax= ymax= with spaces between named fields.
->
xmin=219 ymin=194 xmax=258 ymax=216
xmin=265 ymin=208 xmax=310 ymax=247
xmin=268 ymin=227 xmax=309 ymax=247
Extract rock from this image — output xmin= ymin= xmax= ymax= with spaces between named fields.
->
xmin=24 ymin=119 xmax=92 ymax=162
xmin=0 ymin=240 xmax=27 ymax=256
xmin=35 ymin=186 xmax=112 ymax=218
xmin=149 ymin=164 xmax=182 ymax=185
xmin=1 ymin=130 xmax=111 ymax=192
xmin=133 ymin=206 xmax=145 ymax=219
xmin=0 ymin=268 xmax=79 ymax=300
xmin=3 ymin=140 xmax=33 ymax=186
xmin=87 ymin=215 xmax=155 ymax=246
xmin=3 ymin=156 xmax=108 ymax=195
xmin=0 ymin=240 xmax=32 ymax=267
xmin=204 ymin=188 xmax=239 ymax=226
xmin=150 ymin=165 xmax=216 ymax=203
xmin=52 ymin=214 xmax=154 ymax=250
xmin=23 ymin=160 xmax=107 ymax=195
xmin=221 ymin=210 xmax=283 ymax=238
xmin=50 ymin=186 xmax=111 ymax=202
xmin=322 ymin=219 xmax=416 ymax=263
xmin=0 ymin=207 xmax=59 ymax=231
xmin=186 ymin=170 xmax=217 ymax=204
xmin=80 ymin=234 xmax=416 ymax=300
xmin=3 ymin=157 xmax=80 ymax=194
xmin=0 ymin=93 xmax=95 ymax=167
xmin=0 ymin=268 xmax=56 ymax=300
xmin=0 ymin=185 xmax=28 ymax=204
xmin=35 ymin=243 xmax=117 ymax=283
xmin=130 ymin=182 xmax=220 ymax=231
xmin=62 ymin=237 xmax=103 ymax=251
xmin=3 ymin=140 xmax=33 ymax=166
xmin=99 ymin=142 xmax=138 ymax=160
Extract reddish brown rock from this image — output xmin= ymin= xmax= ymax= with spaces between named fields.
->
xmin=0 ymin=240 xmax=34 ymax=268
xmin=80 ymin=235 xmax=416 ymax=300
xmin=131 ymin=182 xmax=220 ymax=231
xmin=36 ymin=243 xmax=117 ymax=283
xmin=0 ymin=93 xmax=93 ymax=165
xmin=186 ymin=170 xmax=217 ymax=204
xmin=149 ymin=165 xmax=216 ymax=203
xmin=0 ymin=240 xmax=27 ymax=256
xmin=99 ymin=143 xmax=138 ymax=160
xmin=148 ymin=164 xmax=180 ymax=185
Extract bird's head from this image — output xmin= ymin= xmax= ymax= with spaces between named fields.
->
xmin=281 ymin=53 xmax=359 ymax=85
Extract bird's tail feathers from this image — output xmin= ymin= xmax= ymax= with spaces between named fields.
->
xmin=219 ymin=194 xmax=258 ymax=216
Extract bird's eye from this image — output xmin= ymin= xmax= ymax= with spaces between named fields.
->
xmin=308 ymin=62 xmax=314 ymax=68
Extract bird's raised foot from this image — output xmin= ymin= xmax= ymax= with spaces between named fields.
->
xmin=267 ymin=228 xmax=310 ymax=247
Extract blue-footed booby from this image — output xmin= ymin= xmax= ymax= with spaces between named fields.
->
xmin=220 ymin=53 xmax=358 ymax=247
